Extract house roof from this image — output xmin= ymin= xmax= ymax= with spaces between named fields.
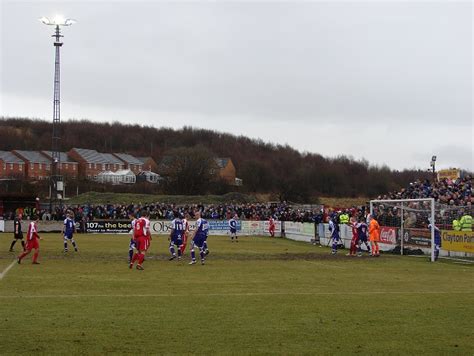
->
xmin=72 ymin=148 xmax=108 ymax=163
xmin=13 ymin=150 xmax=51 ymax=164
xmin=98 ymin=169 xmax=134 ymax=176
xmin=136 ymin=156 xmax=155 ymax=164
xmin=215 ymin=158 xmax=230 ymax=169
xmin=41 ymin=151 xmax=77 ymax=164
xmin=72 ymin=148 xmax=124 ymax=165
xmin=137 ymin=171 xmax=161 ymax=177
xmin=0 ymin=151 xmax=24 ymax=164
xmin=102 ymin=153 xmax=124 ymax=165
xmin=113 ymin=153 xmax=143 ymax=165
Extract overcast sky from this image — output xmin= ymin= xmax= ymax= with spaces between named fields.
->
xmin=0 ymin=0 xmax=472 ymax=171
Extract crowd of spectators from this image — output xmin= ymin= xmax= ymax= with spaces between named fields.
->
xmin=2 ymin=202 xmax=322 ymax=224
xmin=376 ymin=176 xmax=472 ymax=207
xmin=2 ymin=176 xmax=471 ymax=229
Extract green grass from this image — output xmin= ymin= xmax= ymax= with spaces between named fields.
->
xmin=65 ymin=191 xmax=258 ymax=205
xmin=0 ymin=233 xmax=472 ymax=355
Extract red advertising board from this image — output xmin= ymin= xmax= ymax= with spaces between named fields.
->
xmin=380 ymin=226 xmax=397 ymax=245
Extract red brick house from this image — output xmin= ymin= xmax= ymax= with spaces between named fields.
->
xmin=68 ymin=148 xmax=125 ymax=180
xmin=41 ymin=151 xmax=79 ymax=179
xmin=0 ymin=151 xmax=25 ymax=179
xmin=12 ymin=150 xmax=51 ymax=180
xmin=214 ymin=158 xmax=237 ymax=184
xmin=137 ymin=157 xmax=159 ymax=173
xmin=113 ymin=153 xmax=143 ymax=174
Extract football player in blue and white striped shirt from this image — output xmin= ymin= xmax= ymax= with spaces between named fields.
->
xmin=229 ymin=214 xmax=238 ymax=242
xmin=169 ymin=212 xmax=185 ymax=261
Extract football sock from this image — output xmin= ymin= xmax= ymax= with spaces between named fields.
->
xmin=33 ymin=251 xmax=39 ymax=263
xmin=178 ymin=248 xmax=182 ymax=257
xmin=191 ymin=249 xmax=196 ymax=261
xmin=138 ymin=253 xmax=145 ymax=265
xmin=64 ymin=240 xmax=68 ymax=251
xmin=200 ymin=249 xmax=205 ymax=261
xmin=131 ymin=253 xmax=138 ymax=265
xmin=9 ymin=240 xmax=16 ymax=250
xmin=128 ymin=249 xmax=133 ymax=262
xmin=21 ymin=240 xmax=25 ymax=250
xmin=170 ymin=245 xmax=176 ymax=256
xmin=18 ymin=250 xmax=29 ymax=261
xmin=72 ymin=240 xmax=77 ymax=249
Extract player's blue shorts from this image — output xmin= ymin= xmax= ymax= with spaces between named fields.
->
xmin=230 ymin=228 xmax=236 ymax=234
xmin=171 ymin=236 xmax=183 ymax=246
xmin=193 ymin=235 xmax=206 ymax=248
xmin=359 ymin=235 xmax=368 ymax=242
xmin=64 ymin=232 xmax=74 ymax=240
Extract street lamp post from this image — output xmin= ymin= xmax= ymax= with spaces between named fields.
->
xmin=40 ymin=16 xmax=75 ymax=212
xmin=430 ymin=155 xmax=437 ymax=181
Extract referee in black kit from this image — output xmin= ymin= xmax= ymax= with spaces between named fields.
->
xmin=9 ymin=213 xmax=25 ymax=252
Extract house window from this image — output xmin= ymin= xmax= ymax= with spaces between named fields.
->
xmin=9 ymin=163 xmax=13 ymax=170
xmin=88 ymin=163 xmax=92 ymax=169
xmin=65 ymin=163 xmax=68 ymax=169
xmin=18 ymin=164 xmax=22 ymax=171
xmin=46 ymin=164 xmax=50 ymax=171
xmin=103 ymin=164 xmax=106 ymax=170
xmin=73 ymin=165 xmax=76 ymax=170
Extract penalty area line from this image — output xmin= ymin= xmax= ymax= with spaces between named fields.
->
xmin=0 ymin=290 xmax=473 ymax=299
xmin=0 ymin=260 xmax=17 ymax=281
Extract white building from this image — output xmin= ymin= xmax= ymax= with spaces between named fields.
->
xmin=96 ymin=169 xmax=136 ymax=184
xmin=137 ymin=170 xmax=162 ymax=184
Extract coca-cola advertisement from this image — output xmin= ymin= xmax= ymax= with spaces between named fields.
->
xmin=379 ymin=226 xmax=398 ymax=245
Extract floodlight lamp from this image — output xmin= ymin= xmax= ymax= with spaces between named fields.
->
xmin=431 ymin=156 xmax=437 ymax=162
xmin=39 ymin=17 xmax=51 ymax=25
xmin=54 ymin=15 xmax=65 ymax=25
xmin=39 ymin=15 xmax=76 ymax=26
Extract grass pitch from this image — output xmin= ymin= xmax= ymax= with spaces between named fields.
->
xmin=0 ymin=233 xmax=472 ymax=355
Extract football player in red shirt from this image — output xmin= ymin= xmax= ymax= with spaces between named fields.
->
xmin=179 ymin=213 xmax=190 ymax=255
xmin=268 ymin=217 xmax=276 ymax=237
xmin=17 ymin=215 xmax=41 ymax=265
xmin=129 ymin=210 xmax=150 ymax=270
xmin=346 ymin=217 xmax=359 ymax=257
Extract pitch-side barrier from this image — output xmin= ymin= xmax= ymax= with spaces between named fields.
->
xmin=1 ymin=219 xmax=471 ymax=259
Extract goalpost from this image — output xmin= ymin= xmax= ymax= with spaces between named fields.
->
xmin=370 ymin=198 xmax=474 ymax=263
xmin=370 ymin=198 xmax=436 ymax=262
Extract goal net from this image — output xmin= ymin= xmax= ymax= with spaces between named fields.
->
xmin=370 ymin=198 xmax=474 ymax=263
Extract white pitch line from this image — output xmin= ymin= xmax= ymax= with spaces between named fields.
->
xmin=440 ymin=257 xmax=474 ymax=264
xmin=0 ymin=290 xmax=473 ymax=299
xmin=0 ymin=260 xmax=16 ymax=281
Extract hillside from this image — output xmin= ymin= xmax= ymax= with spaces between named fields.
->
xmin=0 ymin=117 xmax=430 ymax=201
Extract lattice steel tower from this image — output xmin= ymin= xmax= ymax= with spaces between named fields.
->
xmin=40 ymin=16 xmax=75 ymax=207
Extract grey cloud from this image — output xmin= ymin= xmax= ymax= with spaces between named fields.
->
xmin=1 ymin=1 xmax=472 ymax=170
